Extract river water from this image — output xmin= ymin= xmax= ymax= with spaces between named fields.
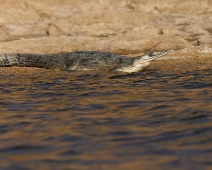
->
xmin=0 ymin=69 xmax=212 ymax=170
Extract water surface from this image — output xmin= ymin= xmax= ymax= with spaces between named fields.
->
xmin=0 ymin=69 xmax=212 ymax=170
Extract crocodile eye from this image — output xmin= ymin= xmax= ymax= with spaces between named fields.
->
xmin=89 ymin=51 xmax=95 ymax=55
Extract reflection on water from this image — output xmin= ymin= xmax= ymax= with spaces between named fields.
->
xmin=0 ymin=69 xmax=212 ymax=170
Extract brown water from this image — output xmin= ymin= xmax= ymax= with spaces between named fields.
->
xmin=0 ymin=69 xmax=212 ymax=170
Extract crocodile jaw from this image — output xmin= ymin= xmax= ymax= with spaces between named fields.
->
xmin=116 ymin=60 xmax=150 ymax=73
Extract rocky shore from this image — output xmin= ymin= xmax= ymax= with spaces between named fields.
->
xmin=0 ymin=0 xmax=212 ymax=73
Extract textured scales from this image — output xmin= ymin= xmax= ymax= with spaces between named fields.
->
xmin=0 ymin=49 xmax=173 ymax=73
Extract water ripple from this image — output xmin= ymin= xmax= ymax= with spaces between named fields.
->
xmin=0 ymin=70 xmax=212 ymax=169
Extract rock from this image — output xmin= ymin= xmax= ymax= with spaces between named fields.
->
xmin=0 ymin=0 xmax=211 ymax=73
xmin=197 ymin=36 xmax=212 ymax=46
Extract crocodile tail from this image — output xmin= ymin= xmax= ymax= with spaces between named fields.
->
xmin=0 ymin=54 xmax=20 ymax=67
xmin=0 ymin=53 xmax=66 ymax=69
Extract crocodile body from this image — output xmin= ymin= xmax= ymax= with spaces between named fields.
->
xmin=0 ymin=49 xmax=173 ymax=73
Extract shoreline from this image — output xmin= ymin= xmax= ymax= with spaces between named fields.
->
xmin=0 ymin=47 xmax=211 ymax=74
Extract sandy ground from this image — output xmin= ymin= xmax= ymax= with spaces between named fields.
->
xmin=0 ymin=0 xmax=212 ymax=74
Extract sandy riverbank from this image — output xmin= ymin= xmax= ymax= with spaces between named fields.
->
xmin=0 ymin=0 xmax=212 ymax=73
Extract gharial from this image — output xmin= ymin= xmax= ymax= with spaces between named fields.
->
xmin=0 ymin=49 xmax=173 ymax=73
